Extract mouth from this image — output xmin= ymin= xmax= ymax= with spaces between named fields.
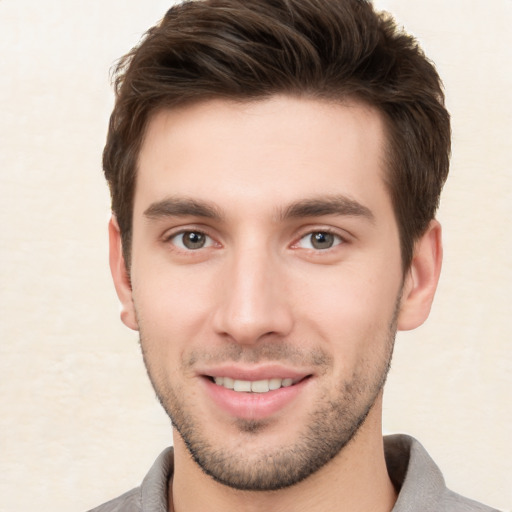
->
xmin=199 ymin=367 xmax=314 ymax=420
xmin=208 ymin=376 xmax=306 ymax=394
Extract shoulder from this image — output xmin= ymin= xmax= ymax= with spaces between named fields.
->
xmin=85 ymin=447 xmax=174 ymax=512
xmin=440 ymin=489 xmax=502 ymax=512
xmin=86 ymin=487 xmax=141 ymax=512
xmin=385 ymin=435 xmax=500 ymax=512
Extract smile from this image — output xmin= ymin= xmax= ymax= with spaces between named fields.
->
xmin=203 ymin=372 xmax=312 ymax=420
xmin=212 ymin=376 xmax=298 ymax=393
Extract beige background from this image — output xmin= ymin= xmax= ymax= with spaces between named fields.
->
xmin=0 ymin=1 xmax=510 ymax=511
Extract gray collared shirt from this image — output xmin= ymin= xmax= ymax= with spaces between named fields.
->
xmin=87 ymin=434 xmax=499 ymax=511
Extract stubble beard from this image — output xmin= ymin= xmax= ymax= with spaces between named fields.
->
xmin=138 ymin=301 xmax=399 ymax=492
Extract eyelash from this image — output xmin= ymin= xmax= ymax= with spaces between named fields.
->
xmin=163 ymin=227 xmax=347 ymax=253
xmin=164 ymin=229 xmax=216 ymax=251
xmin=293 ymin=229 xmax=346 ymax=251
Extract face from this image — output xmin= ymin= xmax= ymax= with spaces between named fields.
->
xmin=110 ymin=96 xmax=439 ymax=490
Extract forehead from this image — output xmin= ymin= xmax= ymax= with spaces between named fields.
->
xmin=135 ymin=96 xmax=390 ymax=218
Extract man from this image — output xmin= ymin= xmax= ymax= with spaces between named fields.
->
xmin=91 ymin=0 xmax=498 ymax=510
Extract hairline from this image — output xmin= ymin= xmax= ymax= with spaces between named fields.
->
xmin=120 ymin=93 xmax=413 ymax=273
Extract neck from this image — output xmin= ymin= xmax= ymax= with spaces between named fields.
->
xmin=171 ymin=396 xmax=396 ymax=512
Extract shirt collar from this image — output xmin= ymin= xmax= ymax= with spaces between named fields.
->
xmin=139 ymin=435 xmax=446 ymax=512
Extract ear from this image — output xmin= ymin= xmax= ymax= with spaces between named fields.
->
xmin=397 ymin=220 xmax=443 ymax=331
xmin=108 ymin=216 xmax=139 ymax=331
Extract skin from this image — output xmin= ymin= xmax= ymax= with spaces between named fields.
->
xmin=110 ymin=96 xmax=442 ymax=512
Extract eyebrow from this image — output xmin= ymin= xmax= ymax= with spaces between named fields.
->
xmin=144 ymin=197 xmax=223 ymax=221
xmin=143 ymin=195 xmax=374 ymax=224
xmin=280 ymin=195 xmax=375 ymax=223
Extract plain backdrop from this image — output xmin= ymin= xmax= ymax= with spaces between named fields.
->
xmin=0 ymin=1 xmax=510 ymax=511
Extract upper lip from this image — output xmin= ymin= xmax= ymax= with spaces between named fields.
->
xmin=196 ymin=364 xmax=313 ymax=381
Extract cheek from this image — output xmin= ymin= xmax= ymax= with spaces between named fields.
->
xmin=293 ymin=265 xmax=400 ymax=352
xmin=297 ymin=261 xmax=398 ymax=314
xmin=132 ymin=263 xmax=217 ymax=351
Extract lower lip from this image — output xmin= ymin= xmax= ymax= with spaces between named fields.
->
xmin=202 ymin=377 xmax=311 ymax=421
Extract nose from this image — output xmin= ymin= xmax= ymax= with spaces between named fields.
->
xmin=212 ymin=246 xmax=294 ymax=345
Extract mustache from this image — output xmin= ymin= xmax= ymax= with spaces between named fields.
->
xmin=184 ymin=342 xmax=333 ymax=369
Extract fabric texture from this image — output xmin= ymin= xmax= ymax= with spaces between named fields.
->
xmin=86 ymin=435 xmax=499 ymax=512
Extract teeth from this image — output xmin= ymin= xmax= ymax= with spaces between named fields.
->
xmin=269 ymin=378 xmax=282 ymax=390
xmin=213 ymin=377 xmax=297 ymax=393
xmin=251 ymin=380 xmax=269 ymax=393
xmin=223 ymin=377 xmax=234 ymax=389
xmin=234 ymin=380 xmax=251 ymax=392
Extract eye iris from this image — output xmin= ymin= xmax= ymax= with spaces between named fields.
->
xmin=183 ymin=232 xmax=205 ymax=249
xmin=311 ymin=232 xmax=334 ymax=249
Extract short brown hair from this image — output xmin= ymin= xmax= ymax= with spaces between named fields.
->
xmin=103 ymin=0 xmax=450 ymax=269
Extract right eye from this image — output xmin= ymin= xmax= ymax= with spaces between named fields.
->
xmin=169 ymin=231 xmax=214 ymax=250
xmin=295 ymin=231 xmax=344 ymax=251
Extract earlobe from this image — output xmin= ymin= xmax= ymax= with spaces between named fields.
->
xmin=108 ymin=216 xmax=139 ymax=331
xmin=397 ymin=220 xmax=443 ymax=331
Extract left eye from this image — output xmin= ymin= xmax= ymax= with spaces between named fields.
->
xmin=296 ymin=231 xmax=343 ymax=250
xmin=170 ymin=231 xmax=214 ymax=250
